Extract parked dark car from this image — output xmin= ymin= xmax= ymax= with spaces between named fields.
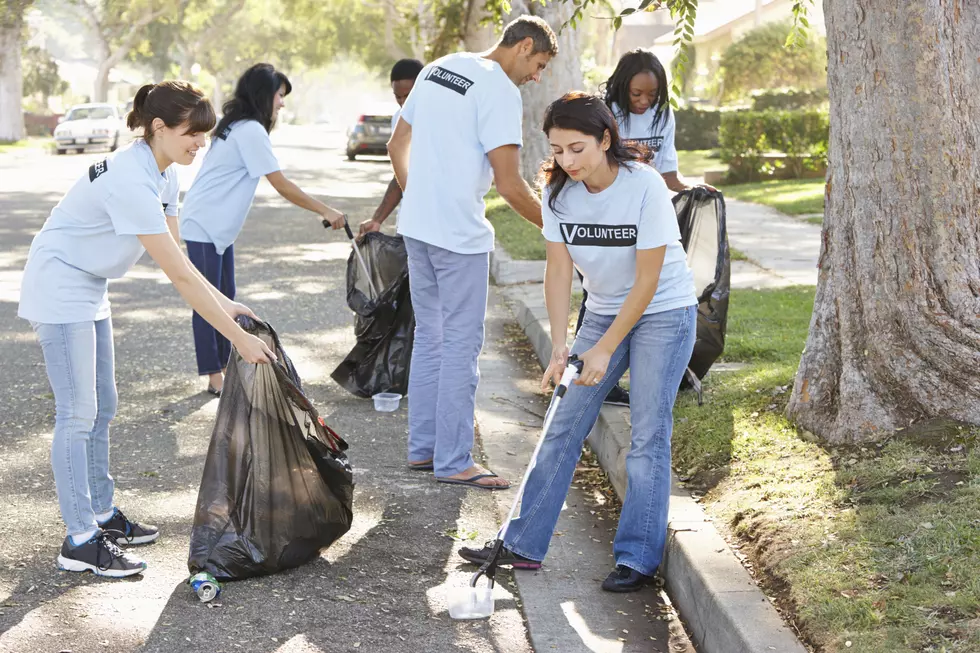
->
xmin=345 ymin=114 xmax=393 ymax=161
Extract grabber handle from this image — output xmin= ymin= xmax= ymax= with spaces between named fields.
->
xmin=321 ymin=213 xmax=355 ymax=240
xmin=556 ymin=356 xmax=584 ymax=396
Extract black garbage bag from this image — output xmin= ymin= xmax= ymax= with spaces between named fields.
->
xmin=331 ymin=231 xmax=414 ymax=398
xmin=673 ymin=188 xmax=731 ymax=396
xmin=188 ymin=317 xmax=354 ymax=582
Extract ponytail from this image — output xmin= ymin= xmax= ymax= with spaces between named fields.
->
xmin=126 ymin=84 xmax=154 ymax=131
xmin=125 ymin=81 xmax=216 ymax=143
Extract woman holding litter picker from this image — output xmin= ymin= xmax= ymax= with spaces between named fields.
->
xmin=18 ymin=81 xmax=276 ymax=578
xmin=180 ymin=63 xmax=346 ymax=396
xmin=460 ymin=92 xmax=697 ymax=592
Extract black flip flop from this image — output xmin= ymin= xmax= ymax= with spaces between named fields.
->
xmin=436 ymin=473 xmax=511 ymax=491
xmin=408 ymin=460 xmax=434 ymax=471
xmin=206 ymin=385 xmax=222 ymax=397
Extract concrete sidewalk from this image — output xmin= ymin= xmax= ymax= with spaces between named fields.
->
xmin=726 ymin=198 xmax=821 ymax=288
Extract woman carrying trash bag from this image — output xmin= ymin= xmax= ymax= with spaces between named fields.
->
xmin=180 ymin=63 xmax=346 ymax=396
xmin=460 ymin=92 xmax=697 ymax=592
xmin=18 ymin=81 xmax=276 ymax=578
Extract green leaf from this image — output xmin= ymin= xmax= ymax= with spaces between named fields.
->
xmin=613 ymin=16 xmax=622 ymax=29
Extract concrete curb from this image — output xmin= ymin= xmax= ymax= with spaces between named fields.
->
xmin=499 ymin=283 xmax=807 ymax=653
xmin=489 ymin=241 xmax=546 ymax=286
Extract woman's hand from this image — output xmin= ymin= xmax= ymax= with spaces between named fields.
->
xmin=234 ymin=333 xmax=277 ymax=364
xmin=574 ymin=345 xmax=613 ymax=387
xmin=697 ymin=182 xmax=718 ymax=192
xmin=541 ymin=345 xmax=569 ymax=391
xmin=224 ymin=300 xmax=258 ymax=320
xmin=321 ymin=207 xmax=345 ymax=230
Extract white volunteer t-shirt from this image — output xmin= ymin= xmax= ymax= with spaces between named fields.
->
xmin=18 ymin=140 xmax=175 ymax=324
xmin=542 ymin=162 xmax=696 ymax=316
xmin=396 ymin=52 xmax=523 ymax=254
xmin=611 ymin=102 xmax=678 ymax=174
xmin=389 ymin=108 xmax=402 ymax=227
xmin=180 ymin=119 xmax=281 ymax=254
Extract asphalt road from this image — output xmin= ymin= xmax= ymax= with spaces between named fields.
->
xmin=0 ymin=126 xmax=533 ymax=653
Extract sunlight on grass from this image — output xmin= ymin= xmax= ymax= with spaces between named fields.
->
xmin=671 ymin=285 xmax=980 ymax=652
xmin=677 ymin=149 xmax=727 ymax=177
xmin=485 ymin=190 xmax=546 ymax=260
xmin=719 ymin=179 xmax=825 ymax=215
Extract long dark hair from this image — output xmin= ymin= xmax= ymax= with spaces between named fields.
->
xmin=213 ymin=63 xmax=291 ymax=138
xmin=600 ymin=48 xmax=670 ymax=134
xmin=127 ymin=81 xmax=215 ymax=143
xmin=538 ymin=91 xmax=644 ymax=214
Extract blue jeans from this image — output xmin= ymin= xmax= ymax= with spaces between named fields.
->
xmin=186 ymin=241 xmax=236 ymax=375
xmin=32 ymin=319 xmax=117 ymax=538
xmin=403 ymin=237 xmax=489 ymax=476
xmin=505 ymin=305 xmax=696 ymax=575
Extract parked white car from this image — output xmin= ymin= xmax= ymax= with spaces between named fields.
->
xmin=53 ymin=103 xmax=133 ymax=155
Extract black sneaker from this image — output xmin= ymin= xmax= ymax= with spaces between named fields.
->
xmin=601 ymin=565 xmax=654 ymax=593
xmin=603 ymin=385 xmax=631 ymax=407
xmin=57 ymin=531 xmax=147 ymax=578
xmin=458 ymin=541 xmax=542 ymax=569
xmin=99 ymin=508 xmax=159 ymax=545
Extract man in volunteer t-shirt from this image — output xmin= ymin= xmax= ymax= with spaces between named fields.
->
xmin=387 ymin=15 xmax=557 ymax=490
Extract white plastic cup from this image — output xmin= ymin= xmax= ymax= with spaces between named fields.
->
xmin=447 ymin=584 xmax=494 ymax=620
xmin=372 ymin=393 xmax=402 ymax=412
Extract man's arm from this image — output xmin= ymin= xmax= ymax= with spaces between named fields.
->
xmin=487 ymin=144 xmax=542 ymax=229
xmin=387 ymin=118 xmax=412 ymax=192
xmin=360 ymin=177 xmax=403 ymax=236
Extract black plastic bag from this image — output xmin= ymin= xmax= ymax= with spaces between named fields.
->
xmin=673 ymin=187 xmax=731 ymax=388
xmin=188 ymin=317 xmax=354 ymax=582
xmin=331 ymin=231 xmax=414 ymax=398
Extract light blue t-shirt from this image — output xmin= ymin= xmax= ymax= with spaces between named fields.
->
xmin=180 ymin=119 xmax=280 ymax=254
xmin=397 ymin=52 xmax=523 ymax=254
xmin=611 ymin=102 xmax=678 ymax=174
xmin=542 ymin=162 xmax=696 ymax=316
xmin=18 ymin=140 xmax=176 ymax=324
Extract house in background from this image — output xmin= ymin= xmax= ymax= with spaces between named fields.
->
xmin=601 ymin=0 xmax=826 ymax=97
xmin=651 ymin=0 xmax=827 ymax=101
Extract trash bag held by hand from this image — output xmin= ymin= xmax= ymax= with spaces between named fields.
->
xmin=673 ymin=187 xmax=731 ymax=380
xmin=331 ymin=231 xmax=414 ymax=398
xmin=188 ymin=317 xmax=354 ymax=582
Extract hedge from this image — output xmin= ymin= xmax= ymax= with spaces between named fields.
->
xmin=750 ymin=88 xmax=829 ymax=111
xmin=719 ymin=109 xmax=829 ymax=182
xmin=674 ymin=107 xmax=721 ymax=150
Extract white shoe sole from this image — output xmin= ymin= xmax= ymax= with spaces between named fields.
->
xmin=57 ymin=554 xmax=146 ymax=578
xmin=104 ymin=530 xmax=160 ymax=545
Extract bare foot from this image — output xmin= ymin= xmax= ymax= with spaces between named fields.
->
xmin=207 ymin=372 xmax=223 ymax=393
xmin=442 ymin=464 xmax=510 ymax=488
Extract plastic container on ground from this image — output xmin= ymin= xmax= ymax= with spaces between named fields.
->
xmin=447 ymin=584 xmax=494 ymax=620
xmin=372 ymin=393 xmax=402 ymax=412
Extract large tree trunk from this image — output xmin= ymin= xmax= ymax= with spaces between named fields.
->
xmin=509 ymin=0 xmax=582 ymax=183
xmin=786 ymin=0 xmax=980 ymax=443
xmin=0 ymin=6 xmax=28 ymax=142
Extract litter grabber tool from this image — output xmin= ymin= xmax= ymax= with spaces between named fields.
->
xmin=448 ymin=356 xmax=585 ymax=620
xmin=327 ymin=215 xmax=379 ymax=300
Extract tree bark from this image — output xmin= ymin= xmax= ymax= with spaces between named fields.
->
xmin=509 ymin=0 xmax=582 ymax=184
xmin=786 ymin=0 xmax=980 ymax=443
xmin=0 ymin=1 xmax=30 ymax=142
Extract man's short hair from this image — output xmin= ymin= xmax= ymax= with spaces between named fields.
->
xmin=500 ymin=15 xmax=559 ymax=57
xmin=391 ymin=59 xmax=424 ymax=82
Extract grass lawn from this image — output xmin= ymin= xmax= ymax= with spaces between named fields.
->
xmin=485 ymin=189 xmax=546 ymax=260
xmin=677 ymin=149 xmax=727 ymax=177
xmin=719 ymin=178 xmax=825 ymax=216
xmin=673 ymin=287 xmax=980 ymax=652
xmin=0 ymin=137 xmax=50 ymax=154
